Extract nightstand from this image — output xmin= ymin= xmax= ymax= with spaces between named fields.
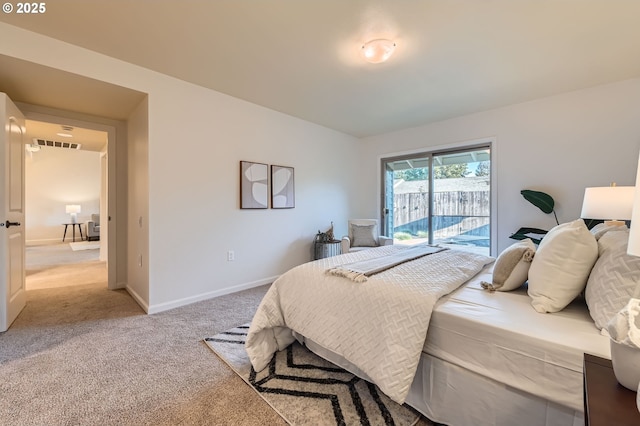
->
xmin=583 ymin=353 xmax=640 ymax=425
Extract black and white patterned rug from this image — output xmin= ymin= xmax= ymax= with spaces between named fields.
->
xmin=204 ymin=325 xmax=420 ymax=426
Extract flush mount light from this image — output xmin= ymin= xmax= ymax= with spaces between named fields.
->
xmin=57 ymin=125 xmax=74 ymax=138
xmin=361 ymin=39 xmax=396 ymax=64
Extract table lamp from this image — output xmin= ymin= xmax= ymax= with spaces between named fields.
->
xmin=580 ymin=184 xmax=634 ymax=226
xmin=65 ymin=204 xmax=81 ymax=223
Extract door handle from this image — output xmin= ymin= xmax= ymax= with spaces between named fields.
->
xmin=5 ymin=221 xmax=20 ymax=228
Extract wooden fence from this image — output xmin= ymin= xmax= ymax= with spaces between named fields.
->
xmin=393 ymin=191 xmax=490 ymax=238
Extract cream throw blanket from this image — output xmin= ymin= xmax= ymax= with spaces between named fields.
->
xmin=246 ymin=246 xmax=494 ymax=404
xmin=326 ymin=244 xmax=446 ymax=282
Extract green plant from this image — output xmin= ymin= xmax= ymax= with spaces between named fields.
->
xmin=509 ymin=189 xmax=559 ymax=244
xmin=520 ymin=189 xmax=559 ymax=225
xmin=393 ymin=232 xmax=413 ymax=240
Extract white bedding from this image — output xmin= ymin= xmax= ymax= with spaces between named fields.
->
xmin=425 ymin=265 xmax=611 ymax=412
xmin=245 ymin=245 xmax=493 ymax=403
xmin=303 ymin=264 xmax=611 ymax=425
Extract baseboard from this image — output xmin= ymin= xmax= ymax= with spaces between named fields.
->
xmin=125 ymin=285 xmax=150 ymax=314
xmin=146 ymin=275 xmax=279 ymax=314
xmin=26 ymin=238 xmax=64 ymax=245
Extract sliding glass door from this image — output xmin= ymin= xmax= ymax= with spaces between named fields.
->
xmin=381 ymin=145 xmax=491 ymax=255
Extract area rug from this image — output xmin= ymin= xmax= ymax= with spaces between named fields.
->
xmin=69 ymin=241 xmax=100 ymax=251
xmin=205 ymin=325 xmax=421 ymax=426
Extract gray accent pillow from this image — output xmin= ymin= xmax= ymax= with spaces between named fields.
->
xmin=351 ymin=224 xmax=377 ymax=247
xmin=586 ymin=229 xmax=640 ymax=332
xmin=590 ymin=222 xmax=629 ymax=241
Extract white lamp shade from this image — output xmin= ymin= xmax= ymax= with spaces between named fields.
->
xmin=580 ymin=186 xmax=634 ymax=221
xmin=629 ymin=152 xmax=640 ymax=256
xmin=65 ymin=204 xmax=81 ymax=214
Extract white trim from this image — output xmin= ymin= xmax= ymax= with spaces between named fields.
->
xmin=26 ymin=238 xmax=66 ymax=245
xmin=17 ymin=103 xmax=119 ymax=289
xmin=126 ymin=284 xmax=149 ymax=313
xmin=376 ymin=136 xmax=497 ymax=161
xmin=144 ymin=275 xmax=280 ymax=314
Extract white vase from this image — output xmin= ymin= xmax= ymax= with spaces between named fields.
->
xmin=610 ymin=339 xmax=640 ymax=391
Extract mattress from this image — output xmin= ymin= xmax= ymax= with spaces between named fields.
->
xmin=424 ymin=264 xmax=611 ymax=412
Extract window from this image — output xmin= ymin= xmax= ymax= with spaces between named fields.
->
xmin=381 ymin=144 xmax=491 ymax=255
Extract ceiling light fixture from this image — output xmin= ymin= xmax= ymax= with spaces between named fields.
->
xmin=361 ymin=39 xmax=396 ymax=64
xmin=56 ymin=132 xmax=73 ymax=138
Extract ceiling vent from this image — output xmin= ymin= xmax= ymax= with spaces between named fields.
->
xmin=33 ymin=138 xmax=82 ymax=150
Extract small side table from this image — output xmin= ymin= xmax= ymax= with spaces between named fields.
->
xmin=314 ymin=240 xmax=341 ymax=260
xmin=62 ymin=223 xmax=84 ymax=242
xmin=583 ymin=353 xmax=640 ymax=426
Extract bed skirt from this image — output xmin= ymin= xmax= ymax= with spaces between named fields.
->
xmin=300 ymin=335 xmax=584 ymax=426
xmin=406 ymin=353 xmax=583 ymax=426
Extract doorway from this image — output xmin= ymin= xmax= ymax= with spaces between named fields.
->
xmin=381 ymin=144 xmax=492 ymax=256
xmin=20 ymin=113 xmax=114 ymax=290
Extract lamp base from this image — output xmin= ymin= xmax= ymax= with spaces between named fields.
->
xmin=604 ymin=220 xmax=627 ymax=227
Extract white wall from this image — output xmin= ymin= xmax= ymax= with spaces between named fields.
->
xmin=360 ymin=78 xmax=640 ymax=254
xmin=147 ymin=83 xmax=358 ymax=311
xmin=127 ymin=97 xmax=149 ymax=306
xmin=0 ymin=23 xmax=360 ymax=313
xmin=7 ymin=22 xmax=640 ymax=313
xmin=25 ymin=146 xmax=101 ymax=243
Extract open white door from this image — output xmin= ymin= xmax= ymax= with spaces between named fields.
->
xmin=0 ymin=93 xmax=26 ymax=332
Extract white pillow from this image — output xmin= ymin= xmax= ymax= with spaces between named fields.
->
xmin=528 ymin=219 xmax=598 ymax=313
xmin=481 ymin=239 xmax=536 ymax=291
xmin=586 ymin=229 xmax=640 ymax=332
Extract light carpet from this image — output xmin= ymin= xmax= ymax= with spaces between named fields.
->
xmin=69 ymin=241 xmax=100 ymax=251
xmin=205 ymin=325 xmax=421 ymax=426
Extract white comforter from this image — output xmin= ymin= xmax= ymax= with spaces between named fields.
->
xmin=245 ymin=245 xmax=494 ymax=403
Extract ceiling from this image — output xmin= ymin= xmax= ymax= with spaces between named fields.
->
xmin=0 ymin=55 xmax=144 ymax=150
xmin=25 ymin=120 xmax=108 ymax=152
xmin=2 ymin=0 xmax=640 ymax=138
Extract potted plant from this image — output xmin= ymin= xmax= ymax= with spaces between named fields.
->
xmin=509 ymin=190 xmax=559 ymax=244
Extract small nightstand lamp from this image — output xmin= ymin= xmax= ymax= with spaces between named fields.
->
xmin=65 ymin=204 xmax=81 ymax=224
xmin=580 ymin=184 xmax=634 ymax=226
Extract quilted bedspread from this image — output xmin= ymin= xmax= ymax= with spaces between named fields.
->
xmin=245 ymin=245 xmax=494 ymax=404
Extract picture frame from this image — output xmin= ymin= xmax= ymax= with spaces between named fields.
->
xmin=271 ymin=165 xmax=295 ymax=208
xmin=240 ymin=161 xmax=269 ymax=209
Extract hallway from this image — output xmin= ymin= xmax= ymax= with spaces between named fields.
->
xmin=26 ymin=242 xmax=106 ymax=290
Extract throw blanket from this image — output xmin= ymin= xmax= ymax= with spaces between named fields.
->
xmin=245 ymin=245 xmax=494 ymax=404
xmin=326 ymin=244 xmax=446 ymax=282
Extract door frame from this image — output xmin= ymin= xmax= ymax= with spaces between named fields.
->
xmin=378 ymin=138 xmax=498 ymax=256
xmin=19 ymin=106 xmax=118 ymax=290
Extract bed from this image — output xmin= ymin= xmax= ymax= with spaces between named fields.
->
xmin=246 ymin=220 xmax=633 ymax=426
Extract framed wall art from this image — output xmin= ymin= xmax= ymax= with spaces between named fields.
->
xmin=240 ymin=161 xmax=269 ymax=209
xmin=271 ymin=165 xmax=295 ymax=208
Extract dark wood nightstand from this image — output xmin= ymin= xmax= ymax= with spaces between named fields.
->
xmin=583 ymin=353 xmax=640 ymax=426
